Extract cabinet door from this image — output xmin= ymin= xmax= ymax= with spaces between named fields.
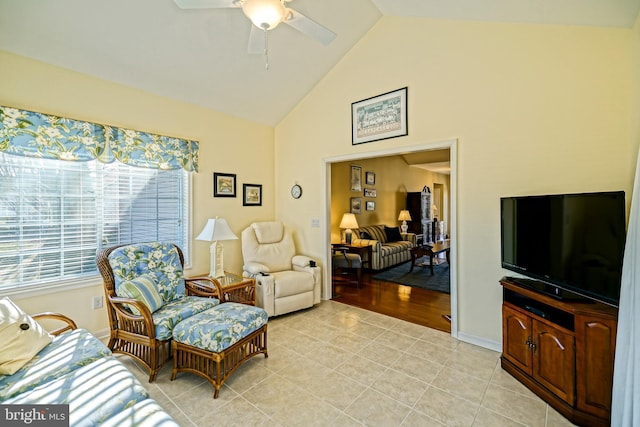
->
xmin=533 ymin=320 xmax=575 ymax=405
xmin=575 ymin=314 xmax=616 ymax=419
xmin=502 ymin=304 xmax=533 ymax=374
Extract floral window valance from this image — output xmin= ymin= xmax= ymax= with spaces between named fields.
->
xmin=0 ymin=106 xmax=198 ymax=172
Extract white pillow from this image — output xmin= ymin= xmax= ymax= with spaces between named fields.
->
xmin=0 ymin=297 xmax=53 ymax=375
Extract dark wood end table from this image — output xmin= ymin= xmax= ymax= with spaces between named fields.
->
xmin=410 ymin=241 xmax=451 ymax=275
xmin=331 ymin=243 xmax=373 ymax=269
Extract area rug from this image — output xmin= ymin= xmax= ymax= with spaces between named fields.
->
xmin=373 ymin=261 xmax=450 ymax=293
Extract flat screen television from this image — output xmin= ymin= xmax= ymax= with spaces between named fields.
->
xmin=500 ymin=191 xmax=626 ymax=307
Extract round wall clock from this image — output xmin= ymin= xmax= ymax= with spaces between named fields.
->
xmin=291 ymin=184 xmax=302 ymax=199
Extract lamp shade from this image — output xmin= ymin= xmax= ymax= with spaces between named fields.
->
xmin=242 ymin=0 xmax=287 ymax=30
xmin=339 ymin=213 xmax=359 ymax=230
xmin=398 ymin=210 xmax=412 ymax=221
xmin=195 ymin=218 xmax=238 ymax=242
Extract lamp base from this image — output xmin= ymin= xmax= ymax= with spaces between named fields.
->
xmin=400 ymin=221 xmax=408 ymax=234
xmin=345 ymin=230 xmax=352 ymax=244
xmin=209 ymin=241 xmax=225 ymax=278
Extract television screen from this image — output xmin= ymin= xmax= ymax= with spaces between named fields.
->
xmin=501 ymin=191 xmax=626 ymax=307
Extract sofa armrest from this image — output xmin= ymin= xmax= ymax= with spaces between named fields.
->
xmin=401 ymin=232 xmax=417 ymax=246
xmin=292 ymin=255 xmax=314 ymax=268
xmin=243 ymin=261 xmax=270 ymax=277
xmin=32 ymin=312 xmax=77 ymax=336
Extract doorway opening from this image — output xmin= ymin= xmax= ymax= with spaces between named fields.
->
xmin=323 ymin=139 xmax=458 ymax=338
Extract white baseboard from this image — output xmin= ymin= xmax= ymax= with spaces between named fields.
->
xmin=91 ymin=328 xmax=110 ymax=341
xmin=456 ymin=331 xmax=501 ymax=353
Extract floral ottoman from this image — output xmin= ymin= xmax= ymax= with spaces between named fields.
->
xmin=170 ymin=302 xmax=268 ymax=398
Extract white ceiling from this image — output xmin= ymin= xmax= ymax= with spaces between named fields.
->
xmin=1 ymin=0 xmax=639 ymax=126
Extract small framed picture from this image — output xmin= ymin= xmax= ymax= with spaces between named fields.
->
xmin=364 ymin=188 xmax=376 ymax=198
xmin=365 ymin=171 xmax=376 ymax=185
xmin=243 ymin=184 xmax=262 ymax=206
xmin=350 ymin=165 xmax=362 ymax=192
xmin=366 ymin=201 xmax=375 ymax=211
xmin=350 ymin=197 xmax=362 ymax=214
xmin=214 ymin=172 xmax=236 ymax=197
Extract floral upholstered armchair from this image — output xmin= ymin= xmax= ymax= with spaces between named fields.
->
xmin=96 ymin=242 xmax=222 ymax=382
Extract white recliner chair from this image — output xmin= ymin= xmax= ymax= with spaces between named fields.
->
xmin=241 ymin=221 xmax=321 ymax=317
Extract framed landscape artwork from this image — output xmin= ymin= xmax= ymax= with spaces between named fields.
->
xmin=350 ymin=197 xmax=362 ymax=214
xmin=366 ymin=171 xmax=376 ymax=185
xmin=243 ymin=183 xmax=262 ymax=206
xmin=350 ymin=165 xmax=362 ymax=191
xmin=352 ymin=87 xmax=408 ymax=145
xmin=214 ymin=172 xmax=236 ymax=197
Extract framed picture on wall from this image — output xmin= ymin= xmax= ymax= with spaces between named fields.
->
xmin=350 ymin=197 xmax=362 ymax=214
xmin=364 ymin=188 xmax=376 ymax=198
xmin=352 ymin=87 xmax=408 ymax=145
xmin=214 ymin=172 xmax=236 ymax=197
xmin=350 ymin=165 xmax=362 ymax=191
xmin=243 ymin=183 xmax=262 ymax=206
xmin=365 ymin=171 xmax=376 ymax=185
xmin=366 ymin=201 xmax=375 ymax=211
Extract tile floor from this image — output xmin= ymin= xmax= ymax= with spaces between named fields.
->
xmin=118 ymin=301 xmax=576 ymax=426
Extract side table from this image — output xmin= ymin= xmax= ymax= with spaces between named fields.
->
xmin=331 ymin=243 xmax=372 ymax=269
xmin=188 ymin=272 xmax=256 ymax=305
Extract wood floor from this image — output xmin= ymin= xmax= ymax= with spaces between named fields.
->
xmin=331 ymin=264 xmax=452 ymax=333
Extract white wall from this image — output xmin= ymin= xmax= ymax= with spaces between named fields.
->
xmin=275 ymin=17 xmax=634 ymax=345
xmin=0 ymin=51 xmax=275 ymax=334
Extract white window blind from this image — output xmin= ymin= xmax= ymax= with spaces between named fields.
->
xmin=0 ymin=153 xmax=189 ymax=291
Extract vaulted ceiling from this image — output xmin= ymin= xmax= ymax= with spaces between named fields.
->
xmin=1 ymin=0 xmax=638 ymax=126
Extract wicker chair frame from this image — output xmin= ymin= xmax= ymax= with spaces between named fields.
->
xmin=32 ymin=312 xmax=78 ymax=336
xmin=96 ymin=243 xmax=222 ymax=382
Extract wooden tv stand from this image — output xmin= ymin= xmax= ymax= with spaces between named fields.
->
xmin=500 ymin=277 xmax=618 ymax=427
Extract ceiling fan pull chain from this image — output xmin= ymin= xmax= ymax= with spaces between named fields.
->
xmin=263 ymin=25 xmax=269 ymax=70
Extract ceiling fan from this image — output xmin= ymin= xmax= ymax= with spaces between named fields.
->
xmin=174 ymin=0 xmax=336 ymax=67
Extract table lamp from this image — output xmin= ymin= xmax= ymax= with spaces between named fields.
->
xmin=339 ymin=213 xmax=359 ymax=244
xmin=398 ymin=210 xmax=412 ymax=233
xmin=195 ymin=217 xmax=238 ymax=278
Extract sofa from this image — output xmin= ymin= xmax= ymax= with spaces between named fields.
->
xmin=352 ymin=224 xmax=416 ymax=270
xmin=0 ymin=298 xmax=178 ymax=426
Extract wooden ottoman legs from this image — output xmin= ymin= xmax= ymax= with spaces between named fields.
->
xmin=171 ymin=325 xmax=268 ymax=398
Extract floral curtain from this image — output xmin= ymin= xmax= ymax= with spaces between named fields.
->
xmin=0 ymin=106 xmax=198 ymax=172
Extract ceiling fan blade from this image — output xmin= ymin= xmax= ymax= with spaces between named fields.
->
xmin=284 ymin=8 xmax=336 ymax=46
xmin=173 ymin=0 xmax=238 ymax=9
xmin=248 ymin=25 xmax=264 ymax=54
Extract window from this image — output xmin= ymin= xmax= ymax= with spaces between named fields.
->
xmin=0 ymin=153 xmax=189 ymax=291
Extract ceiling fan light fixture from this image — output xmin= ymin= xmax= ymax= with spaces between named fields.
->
xmin=242 ymin=0 xmax=287 ymax=30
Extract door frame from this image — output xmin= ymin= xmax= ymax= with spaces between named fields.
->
xmin=322 ymin=138 xmax=458 ymax=338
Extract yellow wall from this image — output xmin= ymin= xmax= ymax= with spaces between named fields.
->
xmin=0 ymin=51 xmax=275 ymax=334
xmin=1 ymin=15 xmax=637 ymax=346
xmin=276 ymin=17 xmax=634 ymax=345
xmin=330 ymin=156 xmax=450 ymax=243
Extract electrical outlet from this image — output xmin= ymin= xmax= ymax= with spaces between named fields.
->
xmin=92 ymin=295 xmax=103 ymax=309
xmin=311 ymin=219 xmax=320 ymax=228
